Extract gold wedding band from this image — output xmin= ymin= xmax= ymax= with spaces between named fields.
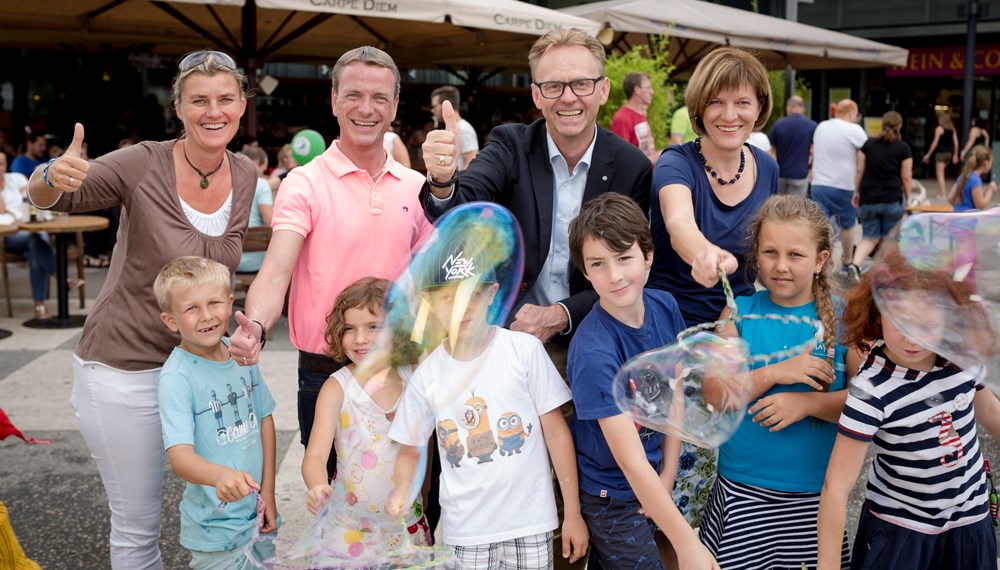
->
xmin=437 ymin=154 xmax=445 ymax=165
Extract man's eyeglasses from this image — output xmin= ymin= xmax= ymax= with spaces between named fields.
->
xmin=533 ymin=76 xmax=604 ymax=99
xmin=179 ymin=50 xmax=237 ymax=72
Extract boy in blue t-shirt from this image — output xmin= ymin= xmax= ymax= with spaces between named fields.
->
xmin=566 ymin=194 xmax=718 ymax=569
xmin=154 ymin=256 xmax=278 ymax=569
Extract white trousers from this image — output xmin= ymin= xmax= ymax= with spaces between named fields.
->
xmin=71 ymin=357 xmax=165 ymax=570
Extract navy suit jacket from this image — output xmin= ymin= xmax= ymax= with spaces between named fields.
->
xmin=419 ymin=119 xmax=653 ymax=336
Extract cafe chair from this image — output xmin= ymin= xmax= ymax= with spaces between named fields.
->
xmin=1 ymin=232 xmax=87 ymax=317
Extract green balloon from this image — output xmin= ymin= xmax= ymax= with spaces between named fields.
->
xmin=291 ymin=129 xmax=325 ymax=165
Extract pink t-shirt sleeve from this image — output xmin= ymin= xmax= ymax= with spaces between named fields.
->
xmin=271 ymin=171 xmax=314 ymax=238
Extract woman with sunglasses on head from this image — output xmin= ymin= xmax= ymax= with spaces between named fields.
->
xmin=26 ymin=50 xmax=258 ymax=569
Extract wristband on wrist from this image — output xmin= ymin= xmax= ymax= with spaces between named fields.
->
xmin=426 ymin=170 xmax=458 ymax=188
xmin=42 ymin=158 xmax=58 ymax=188
xmin=252 ymin=319 xmax=267 ymax=350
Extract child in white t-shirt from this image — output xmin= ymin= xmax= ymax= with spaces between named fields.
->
xmin=386 ymin=237 xmax=588 ymax=568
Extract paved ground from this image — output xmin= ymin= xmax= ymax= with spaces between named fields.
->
xmin=1 ymin=180 xmax=997 ymax=568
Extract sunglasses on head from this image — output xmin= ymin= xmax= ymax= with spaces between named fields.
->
xmin=179 ymin=50 xmax=237 ymax=72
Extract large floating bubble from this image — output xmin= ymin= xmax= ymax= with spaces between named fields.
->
xmin=871 ymin=213 xmax=999 ymax=392
xmin=613 ymin=311 xmax=825 ymax=448
xmin=613 ymin=331 xmax=751 ymax=448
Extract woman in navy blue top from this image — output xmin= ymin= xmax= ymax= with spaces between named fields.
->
xmin=649 ymin=47 xmax=779 ymax=327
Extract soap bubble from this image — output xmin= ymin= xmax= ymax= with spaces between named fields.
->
xmin=869 ymin=232 xmax=998 ymax=392
xmin=613 ymin=331 xmax=752 ymax=448
xmin=613 ymin=311 xmax=825 ymax=448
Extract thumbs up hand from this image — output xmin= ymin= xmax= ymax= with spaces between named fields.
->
xmin=421 ymin=100 xmax=463 ymax=195
xmin=49 ymin=123 xmax=90 ymax=193
xmin=229 ymin=310 xmax=262 ymax=366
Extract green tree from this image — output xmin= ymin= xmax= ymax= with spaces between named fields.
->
xmin=597 ymin=35 xmax=676 ymax=150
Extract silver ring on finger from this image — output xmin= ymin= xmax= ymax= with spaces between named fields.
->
xmin=69 ymin=176 xmax=75 ymax=185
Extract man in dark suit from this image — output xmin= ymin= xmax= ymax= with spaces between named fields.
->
xmin=420 ymin=28 xmax=653 ymax=344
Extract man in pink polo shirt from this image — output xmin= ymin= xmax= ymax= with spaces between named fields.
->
xmin=230 ymin=46 xmax=432 ymax=479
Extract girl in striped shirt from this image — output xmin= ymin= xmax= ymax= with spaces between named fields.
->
xmin=817 ymin=249 xmax=1000 ymax=570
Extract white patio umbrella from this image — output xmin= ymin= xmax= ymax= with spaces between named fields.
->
xmin=563 ymin=0 xmax=908 ymax=73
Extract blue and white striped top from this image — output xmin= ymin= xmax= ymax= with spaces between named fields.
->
xmin=838 ymin=343 xmax=989 ymax=533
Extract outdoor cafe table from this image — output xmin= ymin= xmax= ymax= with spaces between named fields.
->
xmin=0 ymin=223 xmax=17 ymax=339
xmin=18 ymin=215 xmax=109 ymax=329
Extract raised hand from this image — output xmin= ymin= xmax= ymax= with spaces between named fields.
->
xmin=229 ymin=310 xmax=262 ymax=366
xmin=49 ymin=123 xmax=90 ymax=193
xmin=421 ymin=100 xmax=462 ymax=193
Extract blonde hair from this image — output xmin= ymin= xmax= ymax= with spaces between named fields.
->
xmin=954 ymin=144 xmax=993 ymax=205
xmin=744 ymin=195 xmax=836 ymax=375
xmin=527 ymin=28 xmax=606 ymax=80
xmin=331 ymin=46 xmax=400 ymax=98
xmin=938 ymin=112 xmax=955 ymax=131
xmin=171 ymin=52 xmax=249 ymax=104
xmin=685 ymin=47 xmax=772 ymax=136
xmin=154 ymin=256 xmax=233 ymax=312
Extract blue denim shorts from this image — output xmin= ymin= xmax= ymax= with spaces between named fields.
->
xmin=811 ymin=185 xmax=857 ymax=230
xmin=858 ymin=201 xmax=905 ymax=239
xmin=580 ymin=492 xmax=664 ymax=569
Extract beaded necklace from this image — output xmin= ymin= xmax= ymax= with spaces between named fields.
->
xmin=695 ymin=137 xmax=747 ymax=186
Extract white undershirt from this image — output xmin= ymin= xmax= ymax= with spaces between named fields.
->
xmin=178 ymin=190 xmax=233 ymax=237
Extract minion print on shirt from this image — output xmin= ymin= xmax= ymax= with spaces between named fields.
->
xmin=497 ymin=412 xmax=532 ymax=456
xmin=462 ymin=394 xmax=498 ymax=464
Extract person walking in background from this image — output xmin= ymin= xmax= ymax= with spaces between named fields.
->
xmin=768 ymin=95 xmax=816 ymax=198
xmin=960 ymin=117 xmax=990 ymax=161
xmin=846 ymin=111 xmax=912 ymax=282
xmin=430 ymin=85 xmax=478 ymax=170
xmin=26 ymin=50 xmax=258 ymax=569
xmin=922 ymin=112 xmax=959 ymax=200
xmin=611 ymin=72 xmax=657 ymax=161
xmin=810 ymin=99 xmax=868 ymax=272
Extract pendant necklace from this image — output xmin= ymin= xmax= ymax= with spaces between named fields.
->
xmin=695 ymin=137 xmax=747 ymax=186
xmin=182 ymin=141 xmax=226 ymax=189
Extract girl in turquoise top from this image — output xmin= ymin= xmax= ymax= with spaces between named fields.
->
xmin=699 ymin=195 xmax=861 ymax=570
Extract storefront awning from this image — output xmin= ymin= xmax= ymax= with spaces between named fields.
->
xmin=562 ymin=0 xmax=909 ymax=74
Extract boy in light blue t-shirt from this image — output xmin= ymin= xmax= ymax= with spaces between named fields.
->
xmin=566 ymin=193 xmax=717 ymax=569
xmin=154 ymin=256 xmax=278 ymax=569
